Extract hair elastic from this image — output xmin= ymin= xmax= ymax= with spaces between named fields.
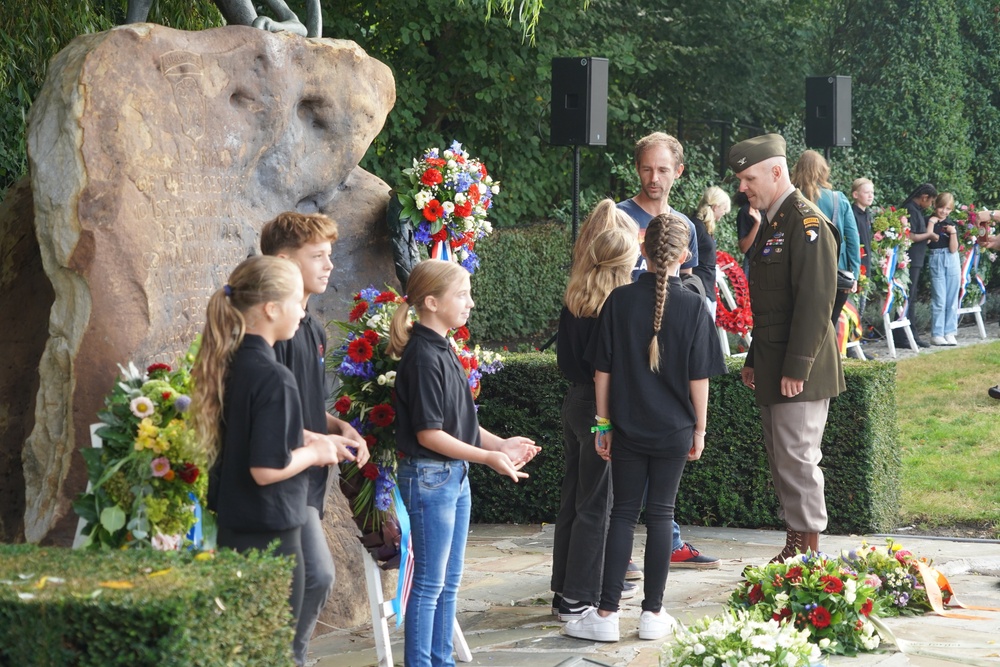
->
xmin=223 ymin=285 xmax=232 ymax=297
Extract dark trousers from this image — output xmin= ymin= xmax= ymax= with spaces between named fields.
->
xmin=219 ymin=525 xmax=304 ymax=662
xmin=831 ymin=288 xmax=850 ymax=329
xmin=550 ymin=384 xmax=611 ymax=602
xmin=599 ymin=444 xmax=687 ymax=614
xmin=906 ymin=261 xmax=924 ymax=332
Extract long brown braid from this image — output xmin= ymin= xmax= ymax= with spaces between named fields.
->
xmin=644 ymin=214 xmax=691 ymax=371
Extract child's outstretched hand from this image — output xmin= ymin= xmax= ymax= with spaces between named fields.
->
xmin=498 ymin=437 xmax=539 ymax=468
xmin=484 ymin=451 xmax=529 ymax=482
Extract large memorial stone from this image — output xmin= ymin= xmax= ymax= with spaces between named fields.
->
xmin=22 ymin=23 xmax=397 ymax=547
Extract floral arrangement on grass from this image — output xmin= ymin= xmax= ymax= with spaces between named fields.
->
xmin=73 ymin=342 xmax=207 ymax=550
xmin=953 ymin=203 xmax=998 ymax=306
xmin=840 ymin=539 xmax=947 ymax=617
xmin=330 ymin=286 xmax=503 ymax=532
xmin=730 ymin=553 xmax=881 ymax=656
xmin=868 ymin=205 xmax=912 ymax=316
xmin=394 ymin=140 xmax=499 ymax=273
xmin=660 ymin=608 xmax=822 ymax=667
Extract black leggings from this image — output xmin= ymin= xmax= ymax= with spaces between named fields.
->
xmin=599 ymin=444 xmax=687 ymax=614
xmin=218 ymin=526 xmax=305 ymax=627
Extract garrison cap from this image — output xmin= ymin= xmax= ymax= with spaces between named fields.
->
xmin=728 ymin=134 xmax=786 ymax=173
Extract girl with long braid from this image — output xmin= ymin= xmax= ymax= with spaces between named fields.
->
xmin=564 ymin=214 xmax=725 ymax=643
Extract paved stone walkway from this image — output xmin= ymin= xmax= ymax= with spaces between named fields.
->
xmin=309 ymin=524 xmax=1000 ymax=666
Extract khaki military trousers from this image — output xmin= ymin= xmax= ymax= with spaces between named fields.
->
xmin=759 ymin=399 xmax=830 ymax=533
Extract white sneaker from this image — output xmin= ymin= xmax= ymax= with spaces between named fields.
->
xmin=620 ymin=581 xmax=638 ymax=600
xmin=563 ymin=608 xmax=620 ymax=642
xmin=638 ymin=608 xmax=679 ymax=640
xmin=945 ymin=334 xmax=958 ymax=345
xmin=930 ymin=336 xmax=949 ymax=346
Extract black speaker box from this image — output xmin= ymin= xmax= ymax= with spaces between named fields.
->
xmin=805 ymin=75 xmax=852 ymax=148
xmin=550 ymin=57 xmax=609 ymax=146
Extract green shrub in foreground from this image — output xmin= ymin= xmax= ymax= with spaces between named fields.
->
xmin=0 ymin=545 xmax=294 ymax=666
xmin=473 ymin=353 xmax=900 ymax=534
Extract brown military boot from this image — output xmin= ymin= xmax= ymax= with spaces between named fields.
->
xmin=804 ymin=532 xmax=819 ymax=555
xmin=770 ymin=528 xmax=807 ymax=563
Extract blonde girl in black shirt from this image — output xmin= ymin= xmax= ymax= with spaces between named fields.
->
xmin=387 ymin=259 xmax=539 ymax=667
xmin=192 ymin=256 xmax=341 ymax=661
xmin=565 ymin=215 xmax=725 ymax=643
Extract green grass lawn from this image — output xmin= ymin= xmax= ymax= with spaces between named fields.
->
xmin=896 ymin=339 xmax=1000 ymax=533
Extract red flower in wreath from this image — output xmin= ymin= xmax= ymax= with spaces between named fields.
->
xmin=808 ymin=605 xmax=831 ymax=628
xmin=178 ymin=463 xmax=199 ymax=484
xmin=772 ymin=607 xmax=792 ymax=622
xmin=147 ymin=363 xmax=172 ymax=375
xmin=454 ymin=201 xmax=473 ymax=218
xmin=347 ymin=338 xmax=373 ymax=363
xmin=363 ymin=329 xmax=380 ymax=346
xmin=820 ymin=575 xmax=844 ymax=594
xmin=363 ymin=434 xmax=377 ymax=449
xmin=420 ymin=168 xmax=443 ymax=187
xmin=714 ymin=250 xmax=753 ymax=336
xmin=349 ymin=301 xmax=368 ymax=322
xmin=786 ymin=565 xmax=803 ymax=582
xmin=453 ymin=326 xmax=470 ymax=342
xmin=333 ymin=395 xmax=352 ymax=414
xmin=860 ymin=598 xmax=873 ymax=617
xmin=374 ymin=291 xmax=397 ymax=304
xmin=423 ymin=199 xmax=445 ymax=222
xmin=370 ymin=403 xmax=395 ymax=428
xmin=361 ymin=463 xmax=380 ymax=480
xmin=748 ymin=583 xmax=763 ymax=604
xmin=430 ymin=226 xmax=448 ymax=243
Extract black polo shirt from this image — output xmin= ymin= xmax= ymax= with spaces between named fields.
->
xmin=210 ymin=334 xmax=307 ymax=532
xmin=692 ymin=216 xmax=718 ymax=302
xmin=395 ymin=323 xmax=481 ymax=460
xmin=274 ymin=311 xmax=332 ymax=515
xmin=557 ymin=306 xmax=598 ymax=386
xmin=587 ymin=273 xmax=726 ymax=455
xmin=928 ymin=217 xmax=956 ymax=250
xmin=905 ymin=200 xmax=929 ymax=267
xmin=851 ymin=204 xmax=873 ymax=274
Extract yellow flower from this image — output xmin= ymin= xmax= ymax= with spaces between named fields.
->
xmin=135 ymin=418 xmax=160 ymax=451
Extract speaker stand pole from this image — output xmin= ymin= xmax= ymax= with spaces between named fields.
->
xmin=824 ymin=146 xmax=832 ymax=162
xmin=571 ymin=144 xmax=581 ymax=244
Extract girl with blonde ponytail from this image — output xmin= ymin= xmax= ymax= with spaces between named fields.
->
xmin=389 ymin=259 xmax=539 ymax=667
xmin=191 ymin=255 xmax=340 ymax=659
xmin=551 ymin=200 xmax=638 ymax=622
xmin=564 ymin=214 xmax=725 ymax=644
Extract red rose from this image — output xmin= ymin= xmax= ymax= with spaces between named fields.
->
xmin=426 ymin=157 xmax=446 ymax=167
xmin=861 ymin=598 xmax=873 ymax=616
xmin=349 ymin=301 xmax=368 ymax=322
xmin=820 ymin=575 xmax=844 ymax=594
xmin=369 ymin=403 xmax=395 ymax=427
xmin=162 ymin=392 xmax=172 ymax=400
xmin=423 ymin=199 xmax=445 ymax=222
xmin=348 ymin=338 xmax=373 ymax=363
xmin=431 ymin=226 xmax=448 ymax=243
xmin=147 ymin=363 xmax=172 ymax=375
xmin=808 ymin=605 xmax=831 ymax=628
xmin=374 ymin=291 xmax=397 ymax=304
xmin=468 ymin=184 xmax=480 ymax=204
xmin=454 ymin=201 xmax=473 ymax=218
xmin=361 ymin=463 xmax=379 ymax=480
xmin=333 ymin=395 xmax=352 ymax=414
xmin=363 ymin=329 xmax=380 ymax=346
xmin=420 ymin=168 xmax=443 ymax=187
xmin=453 ymin=326 xmax=470 ymax=341
xmin=748 ymin=583 xmax=763 ymax=604
xmin=363 ymin=434 xmax=377 ymax=448
xmin=178 ymin=463 xmax=199 ymax=484
xmin=772 ymin=607 xmax=792 ymax=622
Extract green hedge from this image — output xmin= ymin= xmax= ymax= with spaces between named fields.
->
xmin=0 ymin=545 xmax=295 ymax=666
xmin=473 ymin=354 xmax=901 ymax=534
xmin=468 ymin=223 xmax=570 ymax=342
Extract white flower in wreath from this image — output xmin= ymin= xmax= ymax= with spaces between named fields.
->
xmin=130 ymin=396 xmax=156 ymax=419
xmin=414 ymin=190 xmax=432 ymax=210
xmin=442 ymin=201 xmax=455 ymax=215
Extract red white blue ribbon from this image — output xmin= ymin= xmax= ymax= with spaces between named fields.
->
xmin=430 ymin=239 xmax=453 ymax=262
xmin=881 ymin=247 xmax=909 ymax=318
xmin=959 ymin=245 xmax=986 ymax=306
xmin=391 ymin=487 xmax=412 ymax=626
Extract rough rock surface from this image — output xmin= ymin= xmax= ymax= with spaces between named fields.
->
xmin=21 ymin=22 xmax=397 ymax=548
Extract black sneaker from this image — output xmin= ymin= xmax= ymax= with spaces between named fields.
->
xmin=551 ymin=593 xmax=562 ymax=616
xmin=558 ymin=598 xmax=596 ymax=622
xmin=989 ymin=385 xmax=1000 ymax=400
xmin=625 ymin=559 xmax=643 ymax=581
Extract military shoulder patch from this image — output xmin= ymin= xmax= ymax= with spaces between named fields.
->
xmin=803 ymin=217 xmax=819 ymax=228
xmin=805 ymin=227 xmax=819 ymax=243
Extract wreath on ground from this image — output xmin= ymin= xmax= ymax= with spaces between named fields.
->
xmin=714 ymin=250 xmax=753 ymax=336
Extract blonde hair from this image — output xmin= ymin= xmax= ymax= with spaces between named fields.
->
xmin=634 ymin=132 xmax=684 ymax=168
xmin=191 ymin=255 xmax=303 ymax=465
xmin=694 ymin=185 xmax=730 ymax=236
xmin=935 ymin=192 xmax=955 ymax=210
xmin=851 ymin=177 xmax=873 ymax=194
xmin=564 ymin=227 xmax=639 ymax=318
xmin=572 ymin=199 xmax=639 ymax=266
xmin=644 ymin=214 xmax=691 ymax=372
xmin=260 ymin=211 xmax=339 ymax=255
xmin=386 ymin=259 xmax=468 ymax=357
xmin=790 ymin=150 xmax=831 ymax=204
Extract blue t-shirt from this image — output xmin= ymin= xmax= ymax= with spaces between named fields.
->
xmin=617 ymin=199 xmax=699 ymax=280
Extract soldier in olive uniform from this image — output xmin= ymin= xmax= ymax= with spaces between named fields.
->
xmin=729 ymin=134 xmax=845 ymax=562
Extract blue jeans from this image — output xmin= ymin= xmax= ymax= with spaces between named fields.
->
xmin=398 ymin=458 xmax=471 ymax=667
xmin=928 ymin=248 xmax=960 ymax=338
xmin=672 ymin=521 xmax=682 ymax=552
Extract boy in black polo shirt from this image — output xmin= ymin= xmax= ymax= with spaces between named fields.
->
xmin=261 ymin=212 xmax=370 ymax=667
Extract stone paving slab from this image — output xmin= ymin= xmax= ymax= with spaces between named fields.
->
xmin=309 ymin=524 xmax=1000 ymax=666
